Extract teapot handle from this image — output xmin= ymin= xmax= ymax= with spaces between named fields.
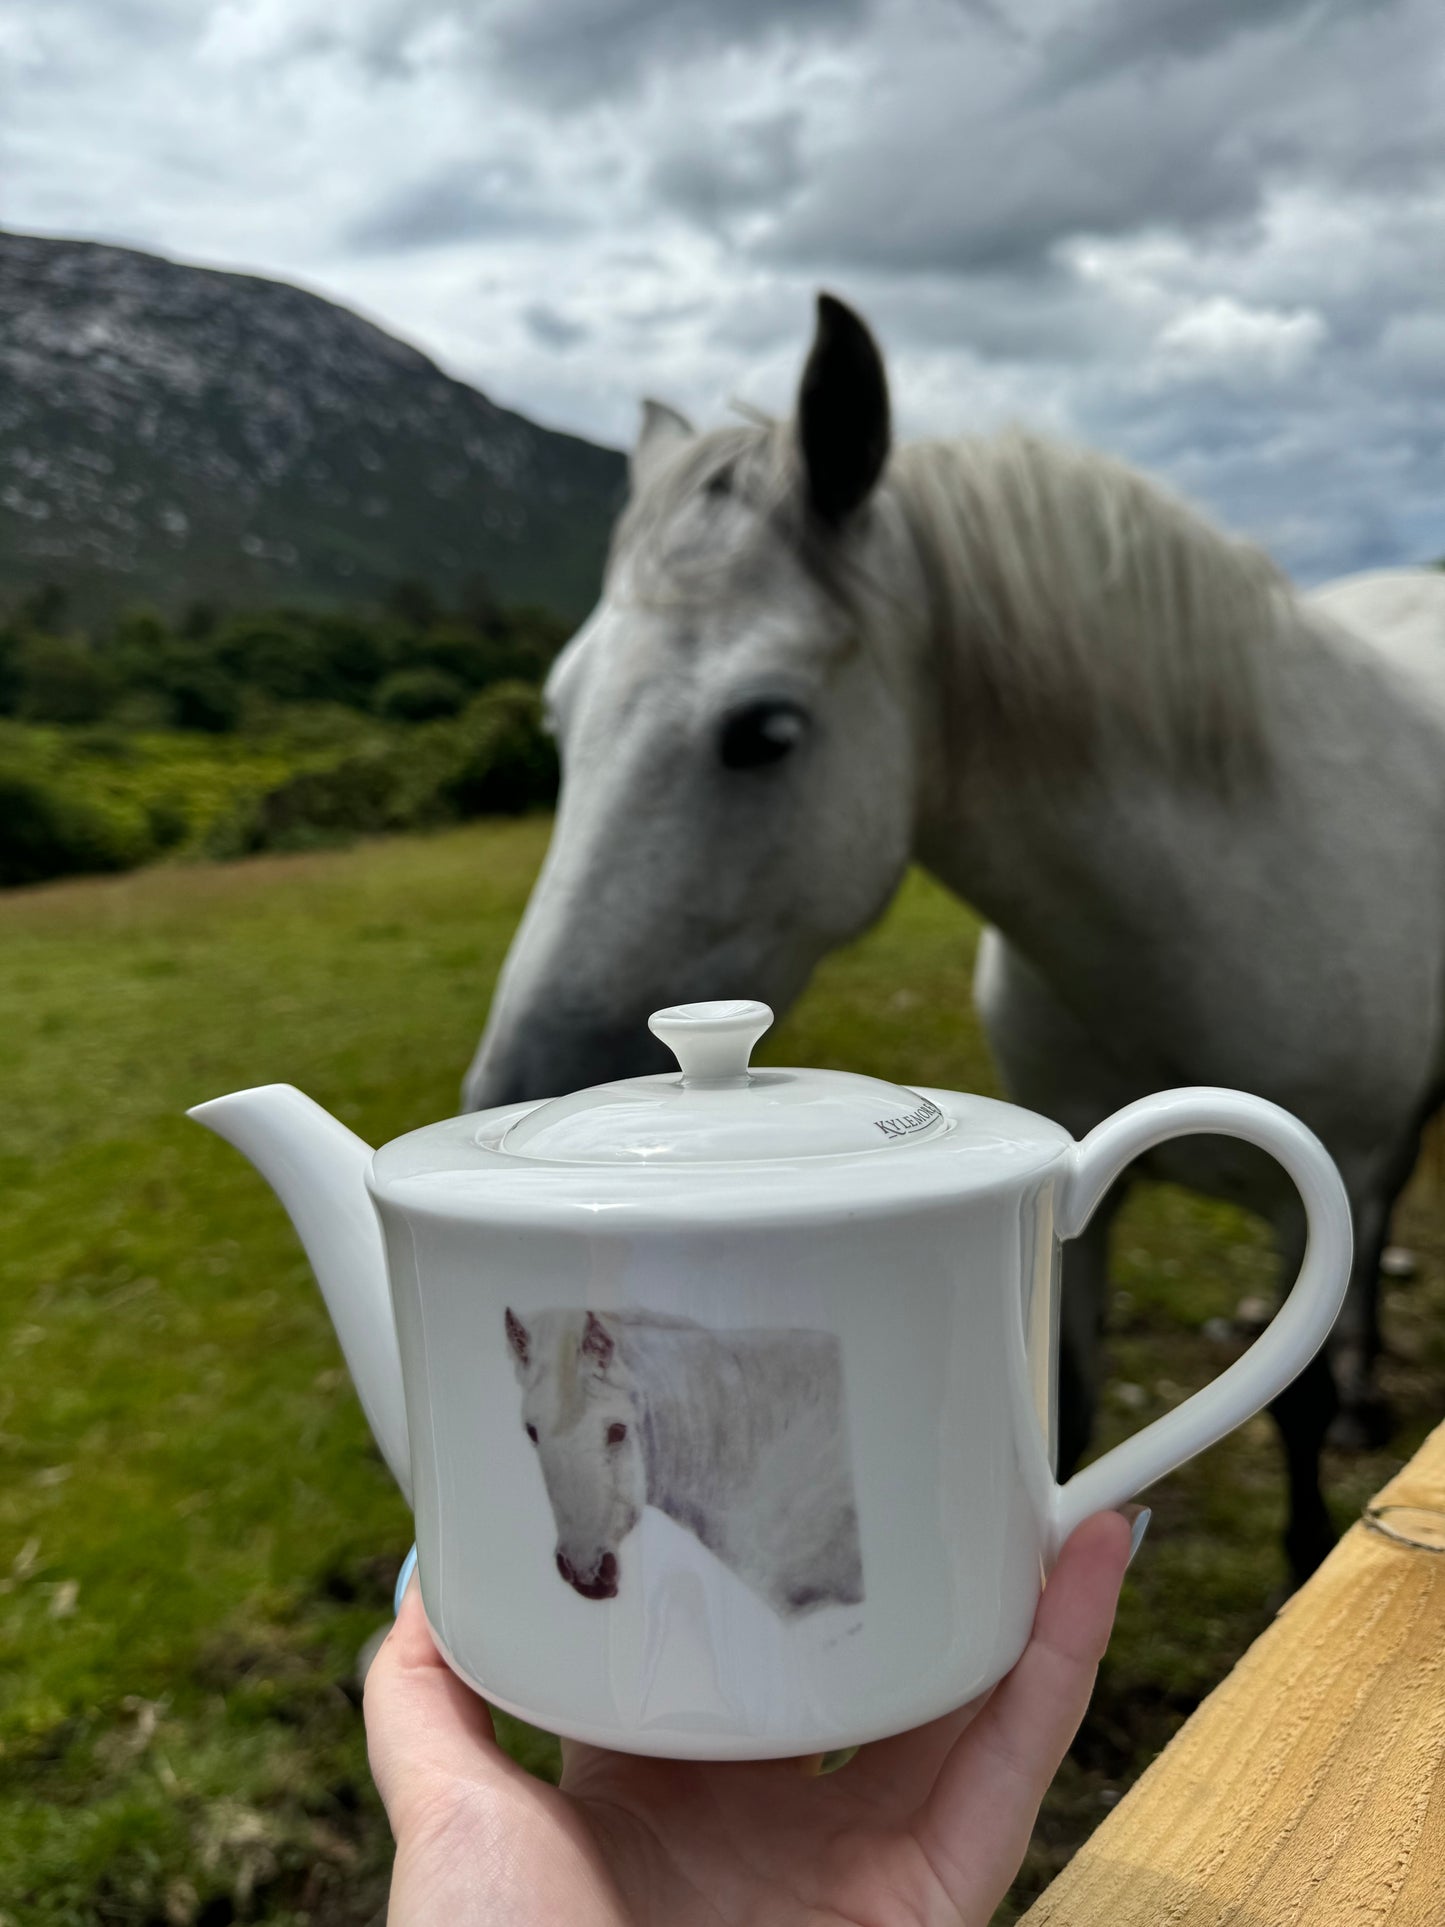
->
xmin=1048 ymin=1087 xmax=1352 ymax=1559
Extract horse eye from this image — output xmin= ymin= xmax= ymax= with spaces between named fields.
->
xmin=525 ymin=1423 xmax=538 ymax=1443
xmin=606 ymin=1421 xmax=628 ymax=1446
xmin=717 ymin=700 xmax=809 ymax=771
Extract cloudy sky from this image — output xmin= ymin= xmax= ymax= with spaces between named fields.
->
xmin=2 ymin=0 xmax=1442 ymax=581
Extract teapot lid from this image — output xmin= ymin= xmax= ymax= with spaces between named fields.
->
xmin=496 ymin=1001 xmax=950 ymax=1165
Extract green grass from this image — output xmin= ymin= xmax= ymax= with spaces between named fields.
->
xmin=2 ymin=821 xmax=1442 ymax=1924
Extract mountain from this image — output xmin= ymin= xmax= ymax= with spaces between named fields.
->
xmin=0 ymin=230 xmax=626 ymax=625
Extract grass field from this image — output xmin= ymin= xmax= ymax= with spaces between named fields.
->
xmin=2 ymin=818 xmax=1442 ymax=1926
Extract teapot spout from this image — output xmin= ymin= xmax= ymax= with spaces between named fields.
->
xmin=188 ymin=1085 xmax=411 ymax=1503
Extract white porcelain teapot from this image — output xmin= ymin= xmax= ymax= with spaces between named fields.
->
xmin=190 ymin=998 xmax=1351 ymax=1760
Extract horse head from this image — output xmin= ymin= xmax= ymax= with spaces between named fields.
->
xmin=505 ymin=1308 xmax=645 ymax=1601
xmin=464 ymin=295 xmax=931 ymax=1110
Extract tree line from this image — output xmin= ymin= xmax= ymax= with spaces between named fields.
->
xmin=0 ymin=579 xmax=572 ymax=734
xmin=0 ymin=579 xmax=571 ymax=888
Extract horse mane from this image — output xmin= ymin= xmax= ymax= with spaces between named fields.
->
xmin=889 ymin=431 xmax=1289 ymax=782
xmin=614 ymin=417 xmax=1291 ymax=784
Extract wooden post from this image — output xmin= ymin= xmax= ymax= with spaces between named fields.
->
xmin=1021 ymin=1420 xmax=1445 ymax=1924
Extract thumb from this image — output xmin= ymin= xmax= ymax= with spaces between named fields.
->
xmin=363 ymin=1574 xmax=524 ymax=1838
xmin=917 ymin=1510 xmax=1131 ymax=1912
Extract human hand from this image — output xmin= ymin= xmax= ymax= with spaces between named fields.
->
xmin=364 ymin=1510 xmax=1133 ymax=1926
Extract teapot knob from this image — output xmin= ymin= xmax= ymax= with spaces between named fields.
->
xmin=648 ymin=1000 xmax=773 ymax=1087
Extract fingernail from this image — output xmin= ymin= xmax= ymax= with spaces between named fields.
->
xmin=1120 ymin=1506 xmax=1151 ymax=1568
xmin=393 ymin=1544 xmax=419 ymax=1617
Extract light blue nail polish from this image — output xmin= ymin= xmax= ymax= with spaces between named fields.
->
xmin=393 ymin=1544 xmax=418 ymax=1616
xmin=1127 ymin=1507 xmax=1152 ymax=1568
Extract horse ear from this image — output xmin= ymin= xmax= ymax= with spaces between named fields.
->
xmin=630 ymin=398 xmax=694 ymax=493
xmin=579 ymin=1311 xmax=615 ymax=1372
xmin=505 ymin=1307 xmax=531 ymax=1374
xmin=796 ymin=292 xmax=890 ymax=525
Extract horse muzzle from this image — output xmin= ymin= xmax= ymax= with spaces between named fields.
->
xmin=556 ymin=1549 xmax=620 ymax=1601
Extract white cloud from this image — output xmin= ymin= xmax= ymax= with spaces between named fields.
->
xmin=1153 ymin=295 xmax=1326 ymax=384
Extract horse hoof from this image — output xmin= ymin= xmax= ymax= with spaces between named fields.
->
xmin=1326 ymin=1397 xmax=1394 ymax=1453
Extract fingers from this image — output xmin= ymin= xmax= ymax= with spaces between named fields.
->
xmin=364 ymin=1575 xmax=520 ymax=1839
xmin=916 ymin=1511 xmax=1131 ymax=1910
xmin=841 ymin=1699 xmax=992 ymax=1814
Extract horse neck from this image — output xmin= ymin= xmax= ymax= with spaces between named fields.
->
xmin=892 ymin=431 xmax=1288 ymax=884
xmin=913 ymin=587 xmax=1418 ymax=1005
xmin=622 ymin=1326 xmax=774 ymax=1520
xmin=619 ymin=1325 xmax=702 ymax=1495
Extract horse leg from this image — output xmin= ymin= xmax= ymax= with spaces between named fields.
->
xmin=1270 ymin=1349 xmax=1339 ymax=1587
xmin=1326 ymin=1197 xmax=1393 ymax=1452
xmin=1328 ymin=1088 xmax=1442 ymax=1450
xmin=1264 ymin=1203 xmax=1336 ymax=1584
xmin=1271 ymin=1182 xmax=1399 ymax=1581
xmin=1266 ymin=1080 xmax=1442 ymax=1580
xmin=1057 ymin=1188 xmax=1128 ymax=1478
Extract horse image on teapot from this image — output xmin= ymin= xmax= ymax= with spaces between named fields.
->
xmin=504 ymin=1306 xmax=865 ymax=1620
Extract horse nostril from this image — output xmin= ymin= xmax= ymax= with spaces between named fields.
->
xmin=554 ymin=1548 xmax=620 ymax=1600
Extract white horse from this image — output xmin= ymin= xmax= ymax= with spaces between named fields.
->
xmin=473 ymin=296 xmax=1445 ymax=1583
xmin=505 ymin=1306 xmax=863 ymax=1618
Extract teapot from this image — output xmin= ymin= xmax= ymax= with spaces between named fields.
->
xmin=190 ymin=998 xmax=1350 ymax=1759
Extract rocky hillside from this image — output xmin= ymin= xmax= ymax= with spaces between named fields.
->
xmin=0 ymin=230 xmax=625 ymax=623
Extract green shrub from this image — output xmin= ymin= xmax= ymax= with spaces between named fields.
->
xmin=144 ymin=794 xmax=191 ymax=851
xmin=13 ymin=637 xmax=119 ymax=725
xmin=441 ymin=684 xmax=558 ymax=817
xmin=0 ymin=587 xmax=569 ymax=735
xmin=232 ymin=747 xmax=412 ymax=853
xmin=0 ymin=584 xmax=567 ymax=888
xmin=218 ymin=684 xmax=557 ymax=859
xmin=162 ymin=654 xmax=245 ymax=732
xmin=373 ymin=667 xmax=467 ymax=723
xmin=220 ymin=727 xmax=445 ymax=855
xmin=70 ymin=726 xmax=140 ymax=764
xmin=0 ymin=625 xmax=26 ymax=714
xmin=158 ymin=656 xmax=245 ymax=733
xmin=0 ymin=769 xmax=155 ymax=886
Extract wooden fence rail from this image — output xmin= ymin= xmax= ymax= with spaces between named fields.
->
xmin=1022 ymin=1418 xmax=1445 ymax=1925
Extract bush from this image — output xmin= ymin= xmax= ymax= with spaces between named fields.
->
xmin=13 ymin=637 xmax=119 ymax=724
xmin=220 ymin=684 xmax=557 ymax=858
xmin=228 ymin=746 xmax=416 ymax=854
xmin=142 ymin=653 xmax=245 ymax=733
xmin=441 ymin=684 xmax=559 ymax=817
xmin=373 ymin=667 xmax=467 ymax=723
xmin=0 ymin=583 xmax=568 ymax=887
xmin=157 ymin=655 xmax=246 ymax=733
xmin=0 ymin=587 xmax=569 ymax=734
xmin=0 ymin=769 xmax=155 ymax=886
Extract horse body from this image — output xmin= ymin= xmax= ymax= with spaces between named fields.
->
xmin=951 ymin=583 xmax=1445 ymax=1180
xmin=953 ymin=581 xmax=1445 ymax=1561
xmin=476 ymin=296 xmax=1445 ymax=1581
xmin=506 ymin=1306 xmax=863 ymax=1618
